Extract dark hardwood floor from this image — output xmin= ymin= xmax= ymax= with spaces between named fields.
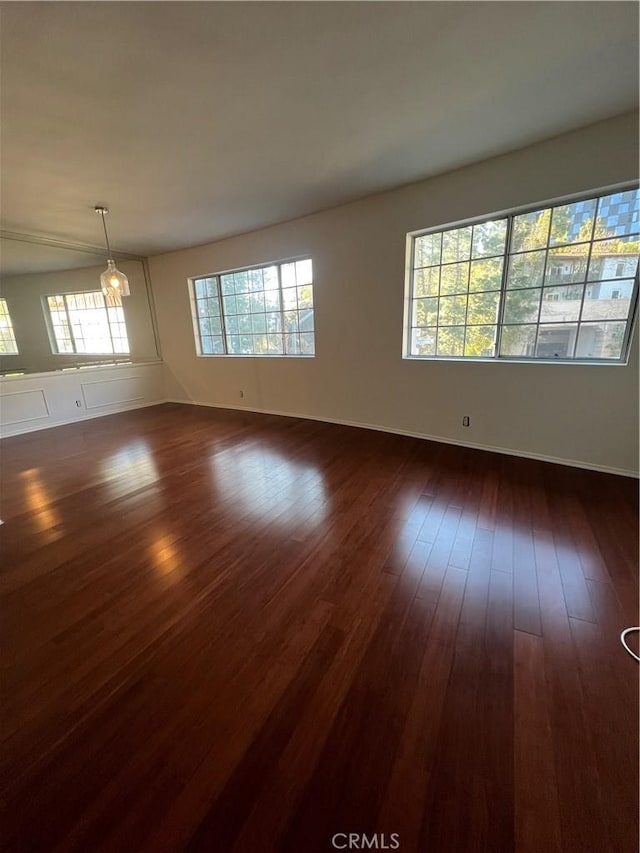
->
xmin=0 ymin=402 xmax=637 ymax=853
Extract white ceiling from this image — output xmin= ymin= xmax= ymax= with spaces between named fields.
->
xmin=1 ymin=1 xmax=638 ymax=261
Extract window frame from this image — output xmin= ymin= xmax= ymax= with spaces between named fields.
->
xmin=403 ymin=181 xmax=640 ymax=365
xmin=189 ymin=255 xmax=316 ymax=358
xmin=0 ymin=297 xmax=19 ymax=355
xmin=42 ymin=290 xmax=130 ymax=356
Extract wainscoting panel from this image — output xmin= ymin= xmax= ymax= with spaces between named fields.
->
xmin=0 ymin=389 xmax=49 ymax=426
xmin=81 ymin=376 xmax=145 ymax=410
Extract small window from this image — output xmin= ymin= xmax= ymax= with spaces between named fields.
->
xmin=406 ymin=186 xmax=639 ymax=362
xmin=0 ymin=298 xmax=19 ymax=354
xmin=191 ymin=258 xmax=315 ymax=356
xmin=45 ymin=291 xmax=130 ymax=355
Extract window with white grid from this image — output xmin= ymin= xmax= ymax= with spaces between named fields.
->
xmin=406 ymin=186 xmax=639 ymax=362
xmin=0 ymin=298 xmax=19 ymax=354
xmin=45 ymin=291 xmax=130 ymax=355
xmin=191 ymin=258 xmax=314 ymax=356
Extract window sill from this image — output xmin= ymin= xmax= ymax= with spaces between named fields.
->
xmin=195 ymin=354 xmax=315 ymax=359
xmin=402 ymin=355 xmax=629 ymax=366
xmin=0 ymin=360 xmax=162 ymax=382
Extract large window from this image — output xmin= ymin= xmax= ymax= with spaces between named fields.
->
xmin=191 ymin=258 xmax=314 ymax=356
xmin=0 ymin=298 xmax=19 ymax=354
xmin=406 ymin=186 xmax=639 ymax=362
xmin=45 ymin=291 xmax=129 ymax=355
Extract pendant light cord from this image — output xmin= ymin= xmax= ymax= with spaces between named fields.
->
xmin=99 ymin=209 xmax=112 ymax=258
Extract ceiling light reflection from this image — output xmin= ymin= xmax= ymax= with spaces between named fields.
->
xmin=100 ymin=440 xmax=160 ymax=500
xmin=209 ymin=442 xmax=327 ymax=530
xmin=20 ymin=468 xmax=61 ymax=540
xmin=150 ymin=533 xmax=182 ymax=578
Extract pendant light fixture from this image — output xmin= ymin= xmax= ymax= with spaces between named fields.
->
xmin=95 ymin=206 xmax=130 ymax=297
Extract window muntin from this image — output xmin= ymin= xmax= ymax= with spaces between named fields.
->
xmin=46 ymin=291 xmax=129 ymax=355
xmin=192 ymin=258 xmax=314 ymax=356
xmin=0 ymin=298 xmax=19 ymax=354
xmin=407 ymin=187 xmax=639 ymax=362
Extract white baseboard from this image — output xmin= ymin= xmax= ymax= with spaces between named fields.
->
xmin=167 ymin=397 xmax=640 ymax=478
xmin=0 ymin=399 xmax=166 ymax=439
xmin=4 ymin=393 xmax=636 ymax=478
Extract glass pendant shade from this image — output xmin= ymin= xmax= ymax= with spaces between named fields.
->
xmin=95 ymin=206 xmax=130 ymax=298
xmin=100 ymin=259 xmax=130 ymax=297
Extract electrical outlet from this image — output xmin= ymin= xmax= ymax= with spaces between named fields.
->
xmin=462 ymin=415 xmax=470 ymax=427
xmin=75 ymin=400 xmax=82 ymax=407
xmin=239 ymin=390 xmax=244 ymax=398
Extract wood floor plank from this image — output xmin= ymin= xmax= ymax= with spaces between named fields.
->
xmin=415 ymin=504 xmax=462 ymax=604
xmin=534 ymin=524 xmax=616 ymax=853
xmin=491 ymin=461 xmax=514 ymax=575
xmin=377 ymin=566 xmax=467 ymax=851
xmin=476 ymin=568 xmax=515 ymax=851
xmin=418 ymin=525 xmax=494 ymax=852
xmin=513 ymin=630 xmax=562 ymax=853
xmin=569 ymin=614 xmax=638 ymax=853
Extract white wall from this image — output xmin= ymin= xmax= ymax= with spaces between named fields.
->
xmin=0 ymin=260 xmax=159 ymax=374
xmin=149 ymin=112 xmax=639 ymax=476
xmin=0 ymin=362 xmax=164 ymax=438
